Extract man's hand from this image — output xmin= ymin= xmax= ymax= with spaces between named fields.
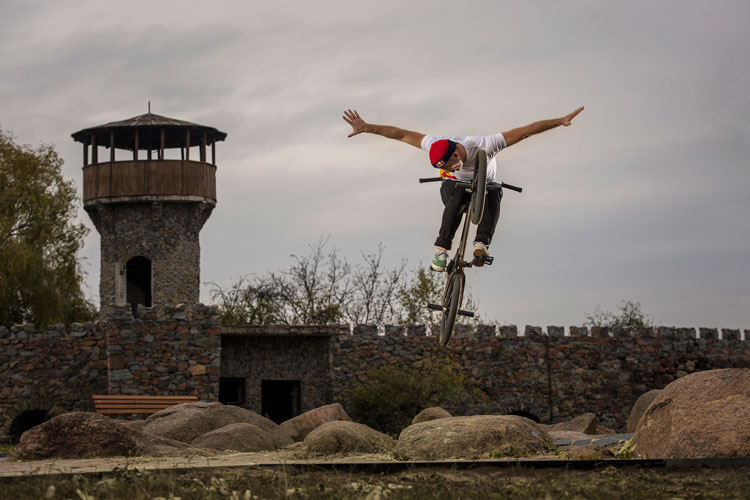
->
xmin=503 ymin=106 xmax=584 ymax=147
xmin=343 ymin=109 xmax=367 ymax=138
xmin=341 ymin=109 xmax=425 ymax=148
xmin=560 ymin=106 xmax=584 ymax=126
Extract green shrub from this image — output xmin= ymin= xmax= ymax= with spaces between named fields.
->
xmin=344 ymin=358 xmax=467 ymax=436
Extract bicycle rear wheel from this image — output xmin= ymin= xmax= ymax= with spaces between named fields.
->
xmin=439 ymin=272 xmax=464 ymax=346
xmin=470 ymin=149 xmax=488 ymax=225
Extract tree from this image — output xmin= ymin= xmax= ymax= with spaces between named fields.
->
xmin=209 ymin=238 xmax=480 ymax=327
xmin=584 ymin=300 xmax=653 ymax=330
xmin=0 ymin=128 xmax=94 ymax=326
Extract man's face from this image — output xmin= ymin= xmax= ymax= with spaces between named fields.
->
xmin=443 ymin=154 xmax=463 ymax=172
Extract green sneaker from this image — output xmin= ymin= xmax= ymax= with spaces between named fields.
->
xmin=430 ymin=249 xmax=449 ymax=272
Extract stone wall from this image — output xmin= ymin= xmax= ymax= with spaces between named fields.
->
xmin=1 ymin=316 xmax=747 ymax=442
xmin=103 ymin=304 xmax=221 ymax=401
xmin=330 ymin=325 xmax=750 ymax=432
xmin=0 ymin=303 xmax=221 ymax=443
xmin=0 ymin=322 xmax=106 ymax=442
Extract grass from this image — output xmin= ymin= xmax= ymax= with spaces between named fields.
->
xmin=0 ymin=444 xmax=15 ymax=454
xmin=1 ymin=466 xmax=749 ymax=499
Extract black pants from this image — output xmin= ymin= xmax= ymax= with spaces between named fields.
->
xmin=434 ymin=181 xmax=502 ymax=250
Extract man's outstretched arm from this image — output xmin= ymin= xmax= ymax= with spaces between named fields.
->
xmin=502 ymin=106 xmax=584 ymax=147
xmin=343 ymin=109 xmax=425 ymax=149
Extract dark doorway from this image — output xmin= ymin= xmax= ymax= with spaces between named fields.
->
xmin=261 ymin=380 xmax=300 ymax=424
xmin=219 ymin=377 xmax=246 ymax=405
xmin=508 ymin=410 xmax=540 ymax=423
xmin=9 ymin=409 xmax=49 ymax=444
xmin=126 ymin=256 xmax=152 ymax=316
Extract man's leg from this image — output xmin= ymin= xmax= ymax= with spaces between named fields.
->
xmin=434 ymin=181 xmax=470 ymax=250
xmin=475 ymin=188 xmax=502 ymax=246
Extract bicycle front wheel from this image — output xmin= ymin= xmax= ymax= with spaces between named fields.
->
xmin=470 ymin=149 xmax=488 ymax=225
xmin=439 ymin=272 xmax=464 ymax=346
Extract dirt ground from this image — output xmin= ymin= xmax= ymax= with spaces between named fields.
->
xmin=2 ymin=463 xmax=750 ymax=499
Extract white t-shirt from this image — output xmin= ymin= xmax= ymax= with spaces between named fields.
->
xmin=421 ymin=133 xmax=506 ymax=182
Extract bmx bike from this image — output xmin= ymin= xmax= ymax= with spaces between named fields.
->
xmin=419 ymin=149 xmax=522 ymax=346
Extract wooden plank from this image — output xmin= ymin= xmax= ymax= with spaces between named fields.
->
xmin=94 ymin=405 xmax=182 ymax=409
xmin=92 ymin=395 xmax=197 ymax=401
xmin=93 ymin=400 xmax=196 ymax=404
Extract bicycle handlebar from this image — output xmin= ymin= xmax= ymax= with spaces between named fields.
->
xmin=418 ymin=177 xmax=523 ymax=193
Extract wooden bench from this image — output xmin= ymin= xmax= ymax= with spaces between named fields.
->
xmin=92 ymin=395 xmax=198 ymax=415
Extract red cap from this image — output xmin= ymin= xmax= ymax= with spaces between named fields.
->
xmin=429 ymin=139 xmax=457 ymax=168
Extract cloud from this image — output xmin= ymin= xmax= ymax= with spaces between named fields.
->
xmin=2 ymin=0 xmax=749 ymax=327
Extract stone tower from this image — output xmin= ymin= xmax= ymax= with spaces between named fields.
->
xmin=72 ymin=112 xmax=227 ymax=315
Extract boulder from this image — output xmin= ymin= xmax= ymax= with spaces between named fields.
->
xmin=550 ymin=413 xmax=598 ymax=435
xmin=412 ymin=407 xmax=452 ymax=425
xmin=549 ymin=430 xmax=595 ymax=443
xmin=280 ymin=403 xmax=351 ymax=442
xmin=303 ymin=421 xmax=395 ymax=455
xmin=626 ymin=389 xmax=662 ymax=433
xmin=192 ymin=423 xmax=278 ymax=452
xmin=596 ymin=425 xmax=617 ymax=435
xmin=13 ymin=412 xmax=208 ymax=460
xmin=568 ymin=444 xmax=614 ymax=460
xmin=395 ymin=415 xmax=552 ymax=460
xmin=141 ymin=402 xmax=292 ymax=447
xmin=632 ymin=369 xmax=750 ymax=458
xmin=117 ymin=419 xmax=147 ymax=432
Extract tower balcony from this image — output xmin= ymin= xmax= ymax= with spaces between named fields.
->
xmin=82 ymin=159 xmax=216 ymax=207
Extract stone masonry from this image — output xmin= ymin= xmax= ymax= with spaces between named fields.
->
xmin=103 ymin=304 xmax=221 ymax=400
xmin=86 ymin=201 xmax=213 ymax=308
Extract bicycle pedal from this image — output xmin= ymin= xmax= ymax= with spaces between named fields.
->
xmin=426 ymin=303 xmax=443 ymax=312
xmin=473 ymin=255 xmax=493 ymax=265
xmin=458 ymin=309 xmax=475 ymax=317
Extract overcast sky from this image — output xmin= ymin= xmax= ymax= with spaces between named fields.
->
xmin=2 ymin=0 xmax=748 ymax=329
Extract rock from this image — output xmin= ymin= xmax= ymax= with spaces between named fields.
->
xmin=568 ymin=444 xmax=614 ymax=460
xmin=303 ymin=421 xmax=395 ymax=456
xmin=280 ymin=403 xmax=351 ymax=442
xmin=117 ymin=419 xmax=148 ymax=432
xmin=412 ymin=407 xmax=452 ymax=425
xmin=191 ymin=423 xmax=278 ymax=451
xmin=549 ymin=430 xmax=595 ymax=443
xmin=13 ymin=412 xmax=207 ymax=460
xmin=551 ymin=413 xmax=599 ymax=435
xmin=626 ymin=389 xmax=662 ymax=433
xmin=395 ymin=415 xmax=552 ymax=460
xmin=632 ymin=369 xmax=750 ymax=458
xmin=141 ymin=402 xmax=292 ymax=447
xmin=596 ymin=425 xmax=617 ymax=435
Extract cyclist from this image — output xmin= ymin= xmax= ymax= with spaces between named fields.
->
xmin=342 ymin=107 xmax=583 ymax=271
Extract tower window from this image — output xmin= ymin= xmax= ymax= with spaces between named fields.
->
xmin=126 ymin=256 xmax=152 ymax=316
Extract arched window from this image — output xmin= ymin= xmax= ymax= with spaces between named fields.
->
xmin=9 ymin=409 xmax=49 ymax=443
xmin=126 ymin=256 xmax=152 ymax=316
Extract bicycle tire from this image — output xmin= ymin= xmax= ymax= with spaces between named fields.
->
xmin=439 ymin=272 xmax=464 ymax=346
xmin=470 ymin=150 xmax=488 ymax=225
